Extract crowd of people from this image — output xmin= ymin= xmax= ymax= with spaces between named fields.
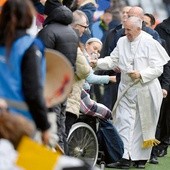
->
xmin=0 ymin=0 xmax=170 ymax=169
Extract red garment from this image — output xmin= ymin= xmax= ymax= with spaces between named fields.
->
xmin=36 ymin=13 xmax=45 ymax=27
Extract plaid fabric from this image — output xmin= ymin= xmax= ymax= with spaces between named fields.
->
xmin=80 ymin=89 xmax=111 ymax=120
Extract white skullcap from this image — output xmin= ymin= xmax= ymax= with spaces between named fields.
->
xmin=85 ymin=37 xmax=103 ymax=46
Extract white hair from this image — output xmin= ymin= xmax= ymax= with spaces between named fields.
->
xmin=127 ymin=16 xmax=142 ymax=29
xmin=72 ymin=10 xmax=89 ymax=26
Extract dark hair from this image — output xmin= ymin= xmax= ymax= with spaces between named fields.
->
xmin=144 ymin=13 xmax=156 ymax=26
xmin=104 ymin=8 xmax=113 ymax=14
xmin=0 ymin=0 xmax=35 ymax=51
xmin=44 ymin=0 xmax=62 ymax=15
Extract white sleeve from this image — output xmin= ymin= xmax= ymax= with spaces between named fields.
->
xmin=96 ymin=46 xmax=119 ymax=70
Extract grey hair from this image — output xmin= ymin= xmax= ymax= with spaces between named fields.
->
xmin=71 ymin=10 xmax=89 ymax=26
xmin=127 ymin=16 xmax=142 ymax=29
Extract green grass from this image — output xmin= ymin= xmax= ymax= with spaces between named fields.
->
xmin=104 ymin=147 xmax=170 ymax=170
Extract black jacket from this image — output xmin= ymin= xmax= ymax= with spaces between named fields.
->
xmin=38 ymin=5 xmax=78 ymax=72
xmin=155 ymin=17 xmax=170 ymax=91
xmin=155 ymin=17 xmax=170 ymax=56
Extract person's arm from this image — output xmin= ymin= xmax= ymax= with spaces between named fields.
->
xmin=86 ymin=69 xmax=110 ymax=84
xmin=86 ymin=69 xmax=116 ymax=84
xmin=159 ymin=61 xmax=170 ymax=98
xmin=160 ymin=61 xmax=170 ymax=91
xmin=21 ymin=44 xmax=50 ymax=132
xmin=95 ymin=45 xmax=119 ymax=71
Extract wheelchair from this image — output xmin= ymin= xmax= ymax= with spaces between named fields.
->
xmin=66 ymin=114 xmax=124 ymax=170
xmin=67 ymin=114 xmax=102 ymax=168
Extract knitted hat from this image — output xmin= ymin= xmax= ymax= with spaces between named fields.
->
xmin=44 ymin=0 xmax=62 ymax=15
xmin=86 ymin=37 xmax=102 ymax=46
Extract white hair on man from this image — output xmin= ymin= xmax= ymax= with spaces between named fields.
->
xmin=71 ymin=10 xmax=91 ymax=36
xmin=127 ymin=16 xmax=142 ymax=29
xmin=71 ymin=10 xmax=89 ymax=26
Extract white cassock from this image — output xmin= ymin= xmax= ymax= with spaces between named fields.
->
xmin=97 ymin=31 xmax=170 ymax=161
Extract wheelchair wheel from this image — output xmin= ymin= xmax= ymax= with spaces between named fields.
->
xmin=67 ymin=122 xmax=98 ymax=167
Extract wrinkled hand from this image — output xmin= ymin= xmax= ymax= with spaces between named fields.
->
xmin=89 ymin=59 xmax=97 ymax=68
xmin=162 ymin=89 xmax=168 ymax=98
xmin=128 ymin=70 xmax=141 ymax=81
xmin=109 ymin=76 xmax=117 ymax=83
xmin=41 ymin=130 xmax=51 ymax=145
xmin=113 ymin=66 xmax=121 ymax=73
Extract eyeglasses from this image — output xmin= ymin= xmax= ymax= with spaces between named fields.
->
xmin=77 ymin=24 xmax=88 ymax=29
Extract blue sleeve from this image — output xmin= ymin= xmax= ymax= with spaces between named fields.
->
xmin=86 ymin=69 xmax=110 ymax=84
xmin=152 ymin=30 xmax=162 ymax=44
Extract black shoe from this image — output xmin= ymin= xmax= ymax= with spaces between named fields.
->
xmin=149 ymin=156 xmax=159 ymax=164
xmin=157 ymin=149 xmax=167 ymax=157
xmin=166 ymin=137 xmax=170 ymax=145
xmin=136 ymin=164 xmax=145 ymax=169
xmin=106 ymin=159 xmax=130 ymax=169
xmin=133 ymin=160 xmax=147 ymax=169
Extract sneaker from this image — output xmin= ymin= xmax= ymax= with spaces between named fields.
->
xmin=133 ymin=160 xmax=147 ymax=169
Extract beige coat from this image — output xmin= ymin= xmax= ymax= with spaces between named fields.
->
xmin=66 ymin=47 xmax=90 ymax=117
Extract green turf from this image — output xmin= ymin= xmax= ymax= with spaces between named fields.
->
xmin=104 ymin=147 xmax=170 ymax=170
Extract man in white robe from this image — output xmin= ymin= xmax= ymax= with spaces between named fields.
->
xmin=91 ymin=16 xmax=169 ymax=169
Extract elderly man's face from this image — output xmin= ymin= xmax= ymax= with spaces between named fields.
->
xmin=75 ymin=16 xmax=88 ymax=37
xmin=120 ymin=6 xmax=132 ymax=24
xmin=124 ymin=21 xmax=140 ymax=42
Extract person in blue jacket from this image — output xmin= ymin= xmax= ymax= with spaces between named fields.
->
xmin=0 ymin=0 xmax=51 ymax=145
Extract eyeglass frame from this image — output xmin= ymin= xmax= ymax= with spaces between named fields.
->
xmin=77 ymin=24 xmax=89 ymax=29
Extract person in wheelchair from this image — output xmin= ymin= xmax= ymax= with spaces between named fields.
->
xmin=65 ymin=11 xmax=115 ymax=133
xmin=66 ymin=88 xmax=124 ymax=167
xmin=81 ymin=38 xmax=123 ymax=166
xmin=79 ymin=88 xmax=124 ymax=166
xmin=65 ymin=36 xmax=124 ymax=167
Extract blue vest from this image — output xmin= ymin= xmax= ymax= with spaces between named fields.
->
xmin=0 ymin=35 xmax=45 ymax=120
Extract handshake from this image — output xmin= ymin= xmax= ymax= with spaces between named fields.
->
xmin=89 ymin=59 xmax=98 ymax=68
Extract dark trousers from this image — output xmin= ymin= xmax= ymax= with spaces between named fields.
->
xmin=102 ymin=74 xmax=120 ymax=110
xmin=151 ymin=92 xmax=170 ymax=156
xmin=102 ymin=83 xmax=118 ymax=110
xmin=90 ymin=84 xmax=103 ymax=103
xmin=158 ymin=93 xmax=170 ymax=142
xmin=49 ymin=100 xmax=67 ymax=151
